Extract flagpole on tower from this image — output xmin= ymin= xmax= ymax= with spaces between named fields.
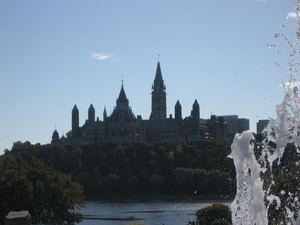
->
xmin=158 ymin=53 xmax=160 ymax=62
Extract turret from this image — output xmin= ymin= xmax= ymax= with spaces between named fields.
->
xmin=51 ymin=130 xmax=59 ymax=144
xmin=103 ymin=106 xmax=107 ymax=121
xmin=191 ymin=99 xmax=200 ymax=125
xmin=88 ymin=104 xmax=95 ymax=123
xmin=72 ymin=105 xmax=79 ymax=138
xmin=175 ymin=100 xmax=182 ymax=125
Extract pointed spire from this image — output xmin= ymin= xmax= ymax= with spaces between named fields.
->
xmin=103 ymin=106 xmax=107 ymax=121
xmin=117 ymin=83 xmax=129 ymax=106
xmin=155 ymin=62 xmax=163 ymax=82
xmin=191 ymin=99 xmax=200 ymax=124
xmin=150 ymin=61 xmax=166 ymax=119
xmin=51 ymin=129 xmax=59 ymax=144
xmin=175 ymin=100 xmax=182 ymax=125
xmin=72 ymin=104 xmax=78 ymax=112
xmin=193 ymin=99 xmax=199 ymax=108
xmin=89 ymin=104 xmax=94 ymax=111
xmin=72 ymin=104 xmax=79 ymax=137
xmin=88 ymin=104 xmax=95 ymax=123
xmin=152 ymin=61 xmax=165 ymax=93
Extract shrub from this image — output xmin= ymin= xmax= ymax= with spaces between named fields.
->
xmin=196 ymin=203 xmax=232 ymax=225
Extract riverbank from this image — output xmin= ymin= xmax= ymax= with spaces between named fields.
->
xmin=85 ymin=194 xmax=235 ymax=202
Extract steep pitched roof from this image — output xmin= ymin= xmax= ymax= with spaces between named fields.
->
xmin=72 ymin=104 xmax=78 ymax=112
xmin=175 ymin=100 xmax=181 ymax=108
xmin=109 ymin=83 xmax=136 ymax=123
xmin=193 ymin=99 xmax=199 ymax=107
xmin=117 ymin=84 xmax=129 ymax=106
xmin=88 ymin=104 xmax=95 ymax=111
xmin=153 ymin=62 xmax=165 ymax=92
xmin=155 ymin=62 xmax=163 ymax=81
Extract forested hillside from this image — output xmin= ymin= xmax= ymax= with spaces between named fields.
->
xmin=5 ymin=140 xmax=236 ymax=197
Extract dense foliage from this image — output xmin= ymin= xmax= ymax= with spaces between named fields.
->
xmin=253 ymin=134 xmax=300 ymax=224
xmin=195 ymin=203 xmax=232 ymax=225
xmin=7 ymin=140 xmax=235 ymax=197
xmin=0 ymin=154 xmax=85 ymax=225
xmin=266 ymin=143 xmax=300 ymax=224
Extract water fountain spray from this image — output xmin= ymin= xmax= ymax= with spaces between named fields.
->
xmin=230 ymin=1 xmax=300 ymax=224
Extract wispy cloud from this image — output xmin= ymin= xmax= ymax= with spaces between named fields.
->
xmin=87 ymin=52 xmax=115 ymax=61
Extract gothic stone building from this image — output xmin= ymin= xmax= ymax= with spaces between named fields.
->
xmin=51 ymin=62 xmax=227 ymax=145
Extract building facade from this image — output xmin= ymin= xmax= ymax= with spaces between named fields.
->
xmin=214 ymin=115 xmax=250 ymax=142
xmin=51 ymin=62 xmax=231 ymax=145
xmin=257 ymin=119 xmax=269 ymax=134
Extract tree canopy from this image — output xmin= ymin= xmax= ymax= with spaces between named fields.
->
xmin=195 ymin=203 xmax=232 ymax=225
xmin=7 ymin=140 xmax=235 ymax=198
xmin=0 ymin=155 xmax=85 ymax=225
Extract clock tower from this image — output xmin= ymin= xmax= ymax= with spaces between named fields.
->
xmin=150 ymin=62 xmax=166 ymax=119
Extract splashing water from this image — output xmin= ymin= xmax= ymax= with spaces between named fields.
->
xmin=229 ymin=131 xmax=268 ymax=224
xmin=229 ymin=1 xmax=300 ymax=224
xmin=230 ymin=79 xmax=300 ymax=224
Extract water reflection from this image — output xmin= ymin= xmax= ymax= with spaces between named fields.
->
xmin=79 ymin=201 xmax=231 ymax=225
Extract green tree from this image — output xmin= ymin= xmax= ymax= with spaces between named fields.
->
xmin=6 ymin=139 xmax=235 ymax=198
xmin=193 ymin=169 xmax=208 ymax=194
xmin=0 ymin=155 xmax=85 ymax=225
xmin=175 ymin=167 xmax=193 ymax=194
xmin=149 ymin=174 xmax=165 ymax=194
xmin=196 ymin=203 xmax=232 ymax=225
xmin=103 ymin=174 xmax=120 ymax=196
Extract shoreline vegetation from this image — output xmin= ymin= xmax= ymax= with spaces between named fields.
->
xmin=84 ymin=194 xmax=235 ymax=202
xmin=7 ymin=140 xmax=236 ymax=198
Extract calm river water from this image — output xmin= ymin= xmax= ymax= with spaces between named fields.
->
xmin=79 ymin=200 xmax=232 ymax=225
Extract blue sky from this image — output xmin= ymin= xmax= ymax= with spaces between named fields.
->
xmin=0 ymin=0 xmax=298 ymax=154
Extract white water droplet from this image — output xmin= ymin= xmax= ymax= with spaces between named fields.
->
xmin=267 ymin=43 xmax=276 ymax=48
xmin=274 ymin=32 xmax=280 ymax=38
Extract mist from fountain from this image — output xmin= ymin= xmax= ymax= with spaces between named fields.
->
xmin=229 ymin=0 xmax=300 ymax=224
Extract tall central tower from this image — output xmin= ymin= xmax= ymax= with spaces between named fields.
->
xmin=150 ymin=62 xmax=166 ymax=119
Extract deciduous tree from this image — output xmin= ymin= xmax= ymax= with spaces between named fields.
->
xmin=0 ymin=155 xmax=85 ymax=225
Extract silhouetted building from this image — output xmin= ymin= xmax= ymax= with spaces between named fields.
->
xmin=51 ymin=61 xmax=233 ymax=145
xmin=257 ymin=119 xmax=269 ymax=134
xmin=213 ymin=115 xmax=250 ymax=142
xmin=150 ymin=62 xmax=166 ymax=119
xmin=238 ymin=118 xmax=250 ymax=133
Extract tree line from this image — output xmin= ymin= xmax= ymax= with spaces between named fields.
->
xmin=6 ymin=140 xmax=236 ymax=197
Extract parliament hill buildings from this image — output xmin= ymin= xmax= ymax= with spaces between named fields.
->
xmin=52 ymin=62 xmax=249 ymax=145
